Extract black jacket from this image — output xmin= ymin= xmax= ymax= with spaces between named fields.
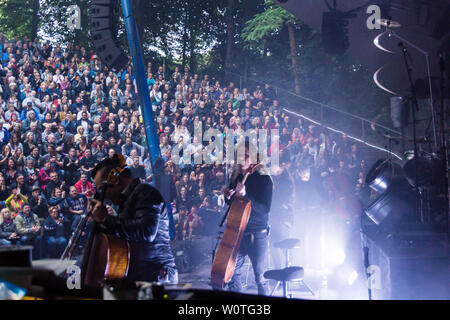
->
xmin=0 ymin=220 xmax=17 ymax=239
xmin=43 ymin=216 xmax=66 ymax=239
xmin=229 ymin=170 xmax=273 ymax=233
xmin=101 ymin=179 xmax=176 ymax=280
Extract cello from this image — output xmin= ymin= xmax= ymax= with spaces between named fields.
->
xmin=210 ymin=163 xmax=260 ymax=289
xmin=61 ymin=167 xmax=130 ymax=287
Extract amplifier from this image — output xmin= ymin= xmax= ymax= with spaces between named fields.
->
xmin=362 ymin=224 xmax=449 ymax=299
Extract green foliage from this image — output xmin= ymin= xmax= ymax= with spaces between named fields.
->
xmin=242 ymin=0 xmax=295 ymax=48
xmin=0 ymin=0 xmax=34 ymax=39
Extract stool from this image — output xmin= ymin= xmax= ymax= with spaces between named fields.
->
xmin=264 ymin=267 xmax=304 ymax=298
xmin=270 ymin=238 xmax=315 ymax=297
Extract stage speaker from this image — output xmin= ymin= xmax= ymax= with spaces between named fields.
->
xmin=363 ymin=224 xmax=449 ymax=299
xmin=90 ymin=0 xmax=128 ymax=71
xmin=390 ymin=96 xmax=409 ymax=128
xmin=431 ymin=4 xmax=450 ymax=40
xmin=321 ymin=11 xmax=350 ymax=55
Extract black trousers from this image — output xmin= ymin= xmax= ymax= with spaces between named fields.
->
xmin=126 ymin=262 xmax=178 ymax=284
xmin=228 ymin=230 xmax=269 ymax=295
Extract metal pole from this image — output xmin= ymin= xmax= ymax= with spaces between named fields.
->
xmin=121 ymin=0 xmax=161 ymax=165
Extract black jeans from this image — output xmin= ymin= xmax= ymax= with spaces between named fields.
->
xmin=127 ymin=262 xmax=179 ymax=284
xmin=228 ymin=230 xmax=269 ymax=295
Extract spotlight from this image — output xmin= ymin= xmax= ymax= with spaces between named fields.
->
xmin=402 ymin=152 xmax=445 ymax=188
xmin=365 ymin=159 xmax=404 ymax=194
xmin=364 ymin=159 xmax=417 ymax=225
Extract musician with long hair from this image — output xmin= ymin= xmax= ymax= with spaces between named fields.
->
xmin=89 ymin=154 xmax=178 ymax=284
xmin=222 ymin=141 xmax=273 ymax=295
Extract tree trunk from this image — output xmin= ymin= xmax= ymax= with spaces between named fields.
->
xmin=182 ymin=10 xmax=188 ymax=70
xmin=287 ymin=23 xmax=301 ymax=95
xmin=30 ymin=0 xmax=40 ymax=40
xmin=189 ymin=33 xmax=196 ymax=73
xmin=224 ymin=0 xmax=235 ymax=84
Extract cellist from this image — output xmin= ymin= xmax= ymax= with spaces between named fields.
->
xmin=222 ymin=141 xmax=273 ymax=295
xmin=89 ymin=154 xmax=178 ymax=284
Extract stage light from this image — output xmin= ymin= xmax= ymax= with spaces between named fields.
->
xmin=402 ymin=152 xmax=445 ymax=188
xmin=364 ymin=159 xmax=417 ymax=226
xmin=365 ymin=159 xmax=404 ymax=194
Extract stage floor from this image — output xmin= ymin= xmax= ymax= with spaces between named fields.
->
xmin=177 ymin=257 xmax=369 ymax=300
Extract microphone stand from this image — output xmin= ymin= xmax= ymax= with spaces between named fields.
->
xmin=388 ymin=29 xmax=437 ymax=150
xmin=359 ymin=214 xmax=372 ymax=300
xmin=438 ymin=52 xmax=450 ymax=236
xmin=398 ymin=42 xmax=423 ymax=223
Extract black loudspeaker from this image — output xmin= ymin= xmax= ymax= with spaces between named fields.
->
xmin=321 ymin=11 xmax=350 ymax=55
xmin=363 ymin=225 xmax=449 ymax=300
xmin=390 ymin=96 xmax=409 ymax=128
xmin=431 ymin=4 xmax=450 ymax=40
xmin=90 ymin=0 xmax=128 ymax=71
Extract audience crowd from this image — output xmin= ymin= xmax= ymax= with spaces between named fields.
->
xmin=0 ymin=34 xmax=373 ymax=263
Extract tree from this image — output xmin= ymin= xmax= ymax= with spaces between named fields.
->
xmin=0 ymin=0 xmax=37 ymax=39
xmin=242 ymin=0 xmax=301 ymax=94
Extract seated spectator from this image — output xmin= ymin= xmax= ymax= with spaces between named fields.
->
xmin=62 ymin=148 xmax=80 ymax=185
xmin=79 ymin=148 xmax=97 ymax=178
xmin=66 ymin=186 xmax=88 ymax=232
xmin=74 ymin=173 xmax=94 ymax=198
xmin=13 ymin=174 xmax=32 ymax=199
xmin=23 ymin=158 xmax=39 ymax=187
xmin=129 ymin=156 xmax=146 ymax=181
xmin=184 ymin=206 xmax=202 ymax=240
xmin=0 ymin=208 xmax=21 ymax=246
xmin=0 ymin=174 xmax=11 ymax=204
xmin=173 ymin=205 xmax=188 ymax=241
xmin=5 ymin=188 xmax=28 ymax=218
xmin=4 ymin=157 xmax=19 ymax=186
xmin=43 ymin=206 xmax=68 ymax=258
xmin=29 ymin=185 xmax=49 ymax=219
xmin=14 ymin=203 xmax=41 ymax=259
xmin=190 ymin=187 xmax=206 ymax=209
xmin=121 ymin=136 xmax=145 ymax=158
xmin=45 ymin=171 xmax=66 ymax=200
xmin=39 ymin=160 xmax=55 ymax=191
